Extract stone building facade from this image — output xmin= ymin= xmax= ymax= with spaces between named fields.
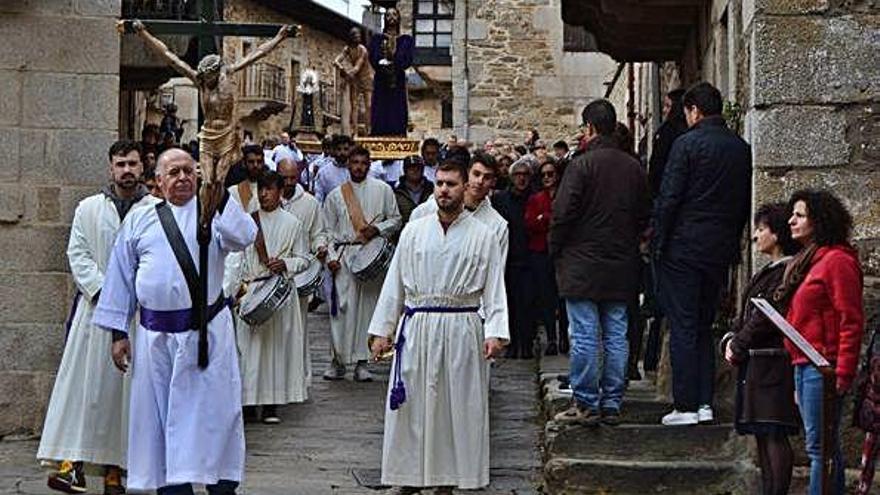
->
xmin=0 ymin=1 xmax=121 ymax=434
xmin=450 ymin=0 xmax=620 ymax=145
xmin=223 ymin=0 xmax=354 ymax=139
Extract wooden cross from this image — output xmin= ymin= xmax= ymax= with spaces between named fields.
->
xmin=120 ymin=0 xmax=296 ymax=117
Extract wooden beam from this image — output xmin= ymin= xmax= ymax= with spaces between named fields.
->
xmin=119 ymin=19 xmax=291 ymax=37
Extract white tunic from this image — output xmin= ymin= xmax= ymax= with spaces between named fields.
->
xmin=37 ymin=192 xmax=157 ymax=468
xmin=226 ymin=208 xmax=310 ymax=405
xmin=321 ymin=178 xmax=401 ymax=365
xmin=282 ymin=184 xmax=324 ymax=384
xmin=368 ymin=212 xmax=509 ymax=489
xmin=92 ymin=196 xmax=256 ymax=491
xmin=410 ymin=196 xmax=509 ymax=265
xmin=229 ymin=180 xmax=259 ymax=213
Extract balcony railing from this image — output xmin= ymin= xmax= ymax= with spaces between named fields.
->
xmin=238 ymin=62 xmax=287 ymax=104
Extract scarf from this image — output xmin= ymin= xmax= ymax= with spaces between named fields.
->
xmin=101 ymin=183 xmax=149 ymax=221
xmin=773 ymin=243 xmax=818 ymax=307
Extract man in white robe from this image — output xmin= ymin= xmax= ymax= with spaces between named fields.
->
xmin=39 ymin=140 xmax=158 ymax=495
xmin=369 ymin=160 xmax=508 ymax=492
xmin=93 ymin=149 xmax=256 ymax=495
xmin=225 ymin=171 xmax=310 ymax=424
xmin=410 ymin=151 xmax=508 ymax=265
xmin=320 ymin=145 xmax=401 ymax=382
xmin=278 ymin=159 xmax=325 ymax=384
xmin=228 ymin=144 xmax=266 ymax=213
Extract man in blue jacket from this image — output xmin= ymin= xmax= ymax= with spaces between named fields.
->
xmin=653 ymin=82 xmax=752 ymax=426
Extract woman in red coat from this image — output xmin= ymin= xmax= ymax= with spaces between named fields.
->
xmin=778 ymin=189 xmax=864 ymax=495
xmin=525 ymin=161 xmax=568 ymax=355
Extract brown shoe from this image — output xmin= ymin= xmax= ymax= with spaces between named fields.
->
xmin=553 ymin=404 xmax=600 ymax=426
xmin=103 ymin=465 xmax=126 ymax=495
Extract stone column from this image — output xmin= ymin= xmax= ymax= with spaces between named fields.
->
xmin=0 ymin=1 xmax=121 ymax=435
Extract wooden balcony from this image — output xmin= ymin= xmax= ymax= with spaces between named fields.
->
xmin=238 ymin=62 xmax=289 ymax=120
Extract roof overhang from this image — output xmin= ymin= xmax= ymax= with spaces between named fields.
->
xmin=252 ymin=0 xmax=369 ymax=40
xmin=561 ymin=0 xmax=703 ymax=62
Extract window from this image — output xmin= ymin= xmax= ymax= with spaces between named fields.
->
xmin=413 ymin=0 xmax=453 ymax=64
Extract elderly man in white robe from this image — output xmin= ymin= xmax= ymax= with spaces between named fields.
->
xmin=39 ymin=140 xmax=158 ymax=495
xmin=225 ymin=171 xmax=310 ymax=424
xmin=93 ymin=148 xmax=256 ymax=495
xmin=410 ymin=151 xmax=508 ymax=264
xmin=369 ymin=160 xmax=508 ymax=493
xmin=228 ymin=144 xmax=266 ymax=213
xmin=320 ymin=145 xmax=401 ymax=382
xmin=278 ymin=158 xmax=325 ymax=383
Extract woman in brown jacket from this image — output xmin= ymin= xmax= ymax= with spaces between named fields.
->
xmin=721 ymin=202 xmax=801 ymax=495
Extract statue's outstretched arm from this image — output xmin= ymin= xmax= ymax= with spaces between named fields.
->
xmin=129 ymin=20 xmax=198 ymax=82
xmin=228 ymin=25 xmax=295 ymax=74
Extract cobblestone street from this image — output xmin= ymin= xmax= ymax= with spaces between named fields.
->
xmin=0 ymin=311 xmax=541 ymax=495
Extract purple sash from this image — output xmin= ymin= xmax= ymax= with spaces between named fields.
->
xmin=140 ymin=295 xmax=227 ymax=333
xmin=389 ymin=304 xmax=480 ymax=410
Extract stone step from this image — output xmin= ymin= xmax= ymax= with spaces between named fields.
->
xmin=543 ymin=392 xmax=673 ymax=424
xmin=545 ymin=422 xmax=742 ymax=462
xmin=544 ymin=457 xmax=759 ymax=495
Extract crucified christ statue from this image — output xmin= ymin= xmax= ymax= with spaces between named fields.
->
xmin=123 ymin=19 xmax=295 ymax=226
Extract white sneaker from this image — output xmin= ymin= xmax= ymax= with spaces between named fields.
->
xmin=661 ymin=409 xmax=699 ymax=426
xmin=698 ymin=404 xmax=714 ymax=423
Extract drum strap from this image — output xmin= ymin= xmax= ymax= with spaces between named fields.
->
xmin=238 ymin=181 xmax=253 ymax=212
xmin=340 ymin=182 xmax=368 ymax=237
xmin=250 ymin=211 xmax=270 ymax=266
xmin=155 ymin=202 xmax=202 ymax=325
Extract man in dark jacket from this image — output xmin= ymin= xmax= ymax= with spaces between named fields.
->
xmin=493 ymin=160 xmax=534 ymax=358
xmin=550 ymin=99 xmax=651 ymax=425
xmin=394 ymin=155 xmax=434 ymax=230
xmin=653 ymin=82 xmax=752 ymax=426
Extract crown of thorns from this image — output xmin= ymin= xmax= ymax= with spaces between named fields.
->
xmin=197 ymin=54 xmax=222 ymax=75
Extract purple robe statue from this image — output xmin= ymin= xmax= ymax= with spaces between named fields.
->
xmin=369 ymin=33 xmax=414 ymax=136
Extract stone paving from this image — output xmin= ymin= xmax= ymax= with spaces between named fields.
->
xmin=0 ymin=311 xmax=542 ymax=495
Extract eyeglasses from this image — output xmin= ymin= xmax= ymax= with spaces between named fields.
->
xmin=542 ymin=172 xmax=556 ymax=178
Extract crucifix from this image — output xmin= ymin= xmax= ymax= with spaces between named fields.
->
xmin=119 ymin=0 xmax=299 ymax=368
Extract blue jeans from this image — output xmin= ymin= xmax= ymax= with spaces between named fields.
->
xmin=565 ymin=299 xmax=628 ymax=412
xmin=157 ymin=480 xmax=239 ymax=495
xmin=794 ymin=364 xmax=845 ymax=495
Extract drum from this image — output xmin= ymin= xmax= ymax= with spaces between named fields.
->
xmin=238 ymin=274 xmax=293 ymax=326
xmin=350 ymin=237 xmax=394 ymax=282
xmin=294 ymin=255 xmax=323 ymax=297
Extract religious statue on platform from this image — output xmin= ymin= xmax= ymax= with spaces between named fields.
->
xmin=296 ymin=69 xmax=320 ymax=130
xmin=368 ymin=7 xmax=414 ymax=136
xmin=123 ymin=19 xmax=294 ymax=223
xmin=334 ymin=27 xmax=374 ymax=136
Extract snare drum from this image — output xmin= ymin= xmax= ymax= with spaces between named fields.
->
xmin=294 ymin=255 xmax=323 ymax=297
xmin=349 ymin=237 xmax=394 ymax=282
xmin=238 ymin=274 xmax=293 ymax=326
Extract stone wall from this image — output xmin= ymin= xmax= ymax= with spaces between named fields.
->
xmin=745 ymin=1 xmax=880 ymax=280
xmin=224 ymin=0 xmax=350 ymax=139
xmin=0 ymin=0 xmax=121 ymax=435
xmin=450 ymin=0 xmax=618 ymax=145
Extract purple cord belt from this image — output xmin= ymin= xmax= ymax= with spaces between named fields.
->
xmin=389 ymin=304 xmax=480 ymax=411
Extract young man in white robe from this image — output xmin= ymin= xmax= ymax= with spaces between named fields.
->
xmin=319 ymin=145 xmax=401 ymax=382
xmin=228 ymin=144 xmax=266 ymax=213
xmin=410 ymin=151 xmax=509 ymax=264
xmin=369 ymin=160 xmax=509 ymax=493
xmin=39 ymin=140 xmax=158 ymax=495
xmin=278 ymin=158 xmax=325 ymax=383
xmin=225 ymin=171 xmax=311 ymax=424
xmin=93 ymin=149 xmax=257 ymax=495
